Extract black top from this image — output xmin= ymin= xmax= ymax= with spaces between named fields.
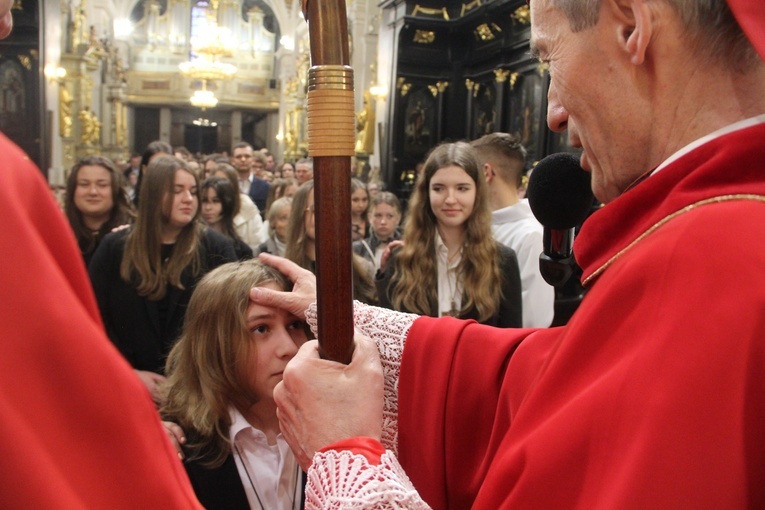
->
xmin=232 ymin=237 xmax=254 ymax=261
xmin=182 ymin=434 xmax=306 ymax=510
xmin=88 ymin=227 xmax=237 ymax=373
xmin=248 ymin=177 xmax=270 ymax=219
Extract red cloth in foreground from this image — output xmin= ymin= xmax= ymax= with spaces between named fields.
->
xmin=0 ymin=133 xmax=201 ymax=508
xmin=398 ymin=123 xmax=765 ymax=508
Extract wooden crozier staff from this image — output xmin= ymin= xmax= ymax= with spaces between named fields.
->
xmin=302 ymin=0 xmax=355 ymax=364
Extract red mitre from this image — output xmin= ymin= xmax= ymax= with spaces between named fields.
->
xmin=727 ymin=0 xmax=765 ymax=61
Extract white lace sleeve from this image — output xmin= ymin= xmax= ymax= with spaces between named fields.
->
xmin=305 ymin=301 xmax=419 ymax=454
xmin=305 ymin=450 xmax=431 ymax=509
xmin=303 ymin=303 xmax=426 ymax=509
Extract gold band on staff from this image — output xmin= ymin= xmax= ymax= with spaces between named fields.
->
xmin=307 ymin=65 xmax=355 ymax=156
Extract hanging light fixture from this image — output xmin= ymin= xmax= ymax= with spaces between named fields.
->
xmin=189 ymin=80 xmax=219 ymax=110
xmin=180 ymin=0 xmax=236 ymax=108
xmin=179 ymin=58 xmax=236 ymax=82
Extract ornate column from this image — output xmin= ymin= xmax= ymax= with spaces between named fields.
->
xmin=378 ymin=0 xmax=407 ymax=185
xmin=275 ymin=45 xmax=298 ymax=161
xmin=493 ymin=68 xmax=512 ymax=132
xmin=101 ymin=84 xmax=128 ymax=162
xmin=429 ymin=81 xmax=449 ymax=141
xmin=465 ymin=78 xmax=477 ymax=139
xmin=231 ymin=110 xmax=242 ymax=148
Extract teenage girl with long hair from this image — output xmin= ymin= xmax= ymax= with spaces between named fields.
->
xmin=210 ymin=162 xmax=265 ymax=250
xmin=284 ymin=180 xmax=378 ymax=305
xmin=89 ymin=155 xmax=237 ymax=403
xmin=378 ymin=141 xmax=522 ymax=327
xmin=200 ymin=176 xmax=253 ymax=260
xmin=350 ymin=178 xmax=370 ymax=242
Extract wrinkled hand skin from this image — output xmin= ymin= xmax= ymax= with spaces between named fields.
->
xmin=251 ymin=253 xmax=317 ymax=321
xmin=274 ymin=336 xmax=384 ymax=471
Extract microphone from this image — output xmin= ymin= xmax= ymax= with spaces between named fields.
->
xmin=527 ymin=153 xmax=594 ymax=287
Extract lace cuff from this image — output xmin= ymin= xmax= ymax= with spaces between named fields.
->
xmin=305 ymin=449 xmax=431 ymax=509
xmin=305 ymin=302 xmax=419 ymax=454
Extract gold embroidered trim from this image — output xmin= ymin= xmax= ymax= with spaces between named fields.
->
xmin=582 ymin=194 xmax=765 ymax=287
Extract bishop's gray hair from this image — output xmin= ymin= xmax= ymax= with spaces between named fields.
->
xmin=550 ymin=0 xmax=757 ymax=72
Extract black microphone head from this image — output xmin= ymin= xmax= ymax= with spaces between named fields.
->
xmin=527 ymin=152 xmax=593 ymax=230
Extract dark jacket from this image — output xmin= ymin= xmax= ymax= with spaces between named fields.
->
xmin=248 ymin=177 xmax=270 ymax=218
xmin=352 ymin=229 xmax=402 ymax=268
xmin=88 ymin=227 xmax=237 ymax=373
xmin=232 ymin=237 xmax=254 ymax=261
xmin=185 ymin=453 xmax=250 ymax=510
xmin=182 ymin=436 xmax=306 ymax=510
xmin=376 ymin=242 xmax=522 ymax=327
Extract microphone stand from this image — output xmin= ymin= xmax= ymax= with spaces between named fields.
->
xmin=539 ymin=228 xmax=576 ymax=287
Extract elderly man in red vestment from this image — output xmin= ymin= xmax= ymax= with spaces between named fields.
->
xmin=254 ymin=0 xmax=765 ymax=508
xmin=0 ymin=1 xmax=202 ymax=507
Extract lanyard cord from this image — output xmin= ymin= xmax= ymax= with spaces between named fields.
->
xmin=234 ymin=443 xmax=301 ymax=510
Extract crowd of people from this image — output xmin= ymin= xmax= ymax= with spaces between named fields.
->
xmin=5 ymin=0 xmax=765 ymax=508
xmin=66 ymin=132 xmax=547 ymax=328
xmin=56 ymin=128 xmax=546 ymax=506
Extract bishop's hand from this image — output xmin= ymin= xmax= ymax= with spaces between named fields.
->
xmin=274 ymin=335 xmax=384 ymax=471
xmin=251 ymin=253 xmax=317 ymax=321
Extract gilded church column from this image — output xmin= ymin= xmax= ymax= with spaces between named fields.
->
xmin=494 ymin=68 xmax=512 ymax=132
xmin=465 ymin=79 xmax=477 ymax=139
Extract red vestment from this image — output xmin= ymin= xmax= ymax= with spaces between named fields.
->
xmin=0 ymin=133 xmax=201 ymax=508
xmin=398 ymin=123 xmax=765 ymax=508
xmin=728 ymin=0 xmax=765 ymax=61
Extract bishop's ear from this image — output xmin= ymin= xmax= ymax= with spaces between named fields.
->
xmin=607 ymin=0 xmax=653 ymax=65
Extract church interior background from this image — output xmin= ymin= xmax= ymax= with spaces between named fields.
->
xmin=3 ymin=0 xmax=574 ymax=196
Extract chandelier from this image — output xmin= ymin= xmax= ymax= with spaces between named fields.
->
xmin=179 ymin=58 xmax=236 ymax=82
xmin=191 ymin=24 xmax=235 ymax=58
xmin=181 ymin=0 xmax=237 ymax=108
xmin=189 ymin=82 xmax=219 ymax=110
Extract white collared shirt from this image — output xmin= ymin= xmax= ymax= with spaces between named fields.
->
xmin=492 ymin=199 xmax=554 ymax=328
xmin=435 ymin=232 xmax=462 ymax=316
xmin=238 ymin=175 xmax=251 ymax=195
xmin=228 ymin=408 xmax=301 ymax=510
